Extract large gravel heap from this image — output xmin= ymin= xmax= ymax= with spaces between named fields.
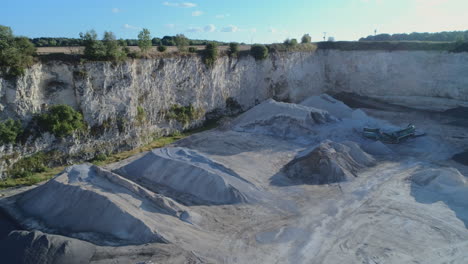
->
xmin=114 ymin=147 xmax=260 ymax=204
xmin=284 ymin=140 xmax=376 ymax=184
xmin=17 ymin=164 xmax=191 ymax=245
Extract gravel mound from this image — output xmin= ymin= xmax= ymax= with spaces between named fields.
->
xmin=231 ymin=99 xmax=336 ymax=142
xmin=300 ymin=94 xmax=353 ymax=119
xmin=0 ymin=230 xmax=95 ymax=264
xmin=17 ymin=164 xmax=189 ymax=245
xmin=411 ymin=167 xmax=468 ymax=208
xmin=284 ymin=140 xmax=375 ymax=184
xmin=114 ymin=147 xmax=260 ymax=204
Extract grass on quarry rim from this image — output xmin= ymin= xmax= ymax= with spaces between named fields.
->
xmin=0 ymin=166 xmax=66 ymax=189
xmin=0 ymin=122 xmax=216 ymax=190
xmin=90 ymin=134 xmax=186 ymax=167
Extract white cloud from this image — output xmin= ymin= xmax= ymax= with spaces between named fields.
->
xmin=192 ymin=10 xmax=203 ymax=16
xmin=163 ymin=1 xmax=196 ymax=8
xmin=215 ymin=14 xmax=230 ymax=19
xmin=112 ymin=8 xmax=121 ymax=13
xmin=204 ymin=24 xmax=216 ymax=32
xmin=221 ymin=25 xmax=239 ymax=32
xmin=123 ymin=24 xmax=139 ymax=30
xmin=269 ymin=27 xmax=278 ymax=33
xmin=187 ymin=27 xmax=203 ymax=32
xmin=165 ymin=24 xmax=176 ymax=29
xmin=250 ymin=28 xmax=257 ymax=33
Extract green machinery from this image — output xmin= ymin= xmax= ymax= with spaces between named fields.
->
xmin=363 ymin=124 xmax=425 ymax=144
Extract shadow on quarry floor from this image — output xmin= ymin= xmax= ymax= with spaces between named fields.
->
xmin=269 ymin=172 xmax=342 ymax=187
xmin=410 ymin=184 xmax=468 ymax=229
xmin=0 ymin=208 xmax=20 ymax=240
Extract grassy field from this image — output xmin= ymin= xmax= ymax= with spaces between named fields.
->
xmin=36 ymin=45 xmax=251 ymax=55
xmin=316 ymin=41 xmax=459 ymax=51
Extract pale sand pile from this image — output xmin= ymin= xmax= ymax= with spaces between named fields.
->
xmin=231 ymin=99 xmax=336 ymax=143
xmin=17 ymin=164 xmax=191 ymax=245
xmin=300 ymin=93 xmax=353 ymax=119
xmin=114 ymin=147 xmax=260 ymax=204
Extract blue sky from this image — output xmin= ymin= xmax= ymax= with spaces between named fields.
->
xmin=1 ymin=0 xmax=467 ymax=43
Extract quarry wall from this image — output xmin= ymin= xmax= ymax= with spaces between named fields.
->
xmin=0 ymin=50 xmax=467 ymax=177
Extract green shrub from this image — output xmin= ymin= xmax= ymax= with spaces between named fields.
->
xmin=0 ymin=25 xmax=36 ymax=78
xmin=284 ymin=38 xmax=298 ymax=47
xmin=188 ymin=47 xmax=197 ymax=53
xmin=250 ymin=44 xmax=269 ymax=60
xmin=451 ymin=41 xmax=468 ymax=53
xmin=166 ymin=104 xmax=203 ymax=125
xmin=203 ymin=42 xmax=218 ymax=67
xmin=301 ymin=34 xmax=312 ymax=44
xmin=80 ymin=30 xmax=106 ymax=60
xmin=229 ymin=42 xmax=239 ymax=56
xmin=92 ymin=153 xmax=108 ymax=162
xmin=136 ymin=106 xmax=146 ymax=125
xmin=8 ymin=152 xmax=48 ymax=178
xmin=35 ymin=105 xmax=85 ymax=138
xmin=0 ymin=119 xmax=22 ymax=145
xmin=157 ymin=45 xmax=167 ymax=52
xmin=268 ymin=43 xmax=317 ymax=53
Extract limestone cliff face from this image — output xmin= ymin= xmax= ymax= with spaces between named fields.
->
xmin=322 ymin=50 xmax=468 ymax=110
xmin=0 ymin=50 xmax=467 ymax=177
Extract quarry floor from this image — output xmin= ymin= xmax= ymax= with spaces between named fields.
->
xmin=1 ymin=95 xmax=468 ymax=264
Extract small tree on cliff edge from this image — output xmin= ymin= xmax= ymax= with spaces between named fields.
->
xmin=301 ymin=34 xmax=312 ymax=44
xmin=250 ymin=44 xmax=268 ymax=60
xmin=138 ymin=28 xmax=152 ymax=54
xmin=80 ymin=30 xmax=106 ymax=60
xmin=174 ymin=34 xmax=189 ymax=52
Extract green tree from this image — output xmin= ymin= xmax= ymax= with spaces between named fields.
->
xmin=301 ymin=34 xmax=311 ymax=44
xmin=80 ymin=30 xmax=106 ymax=60
xmin=229 ymin=42 xmax=239 ymax=56
xmin=0 ymin=119 xmax=22 ymax=145
xmin=174 ymin=34 xmax=189 ymax=52
xmin=284 ymin=38 xmax=298 ymax=47
xmin=35 ymin=105 xmax=85 ymax=138
xmin=250 ymin=44 xmax=269 ymax=60
xmin=103 ymin=31 xmax=126 ymax=61
xmin=138 ymin=28 xmax=152 ymax=54
xmin=152 ymin=37 xmax=162 ymax=46
xmin=203 ymin=42 xmax=218 ymax=67
xmin=0 ymin=25 xmax=36 ymax=78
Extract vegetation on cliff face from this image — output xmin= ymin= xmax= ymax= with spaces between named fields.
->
xmin=7 ymin=152 xmax=48 ymax=179
xmin=0 ymin=25 xmax=36 ymax=78
xmin=0 ymin=119 xmax=23 ymax=145
xmin=166 ymin=104 xmax=204 ymax=126
xmin=35 ymin=105 xmax=85 ymax=138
